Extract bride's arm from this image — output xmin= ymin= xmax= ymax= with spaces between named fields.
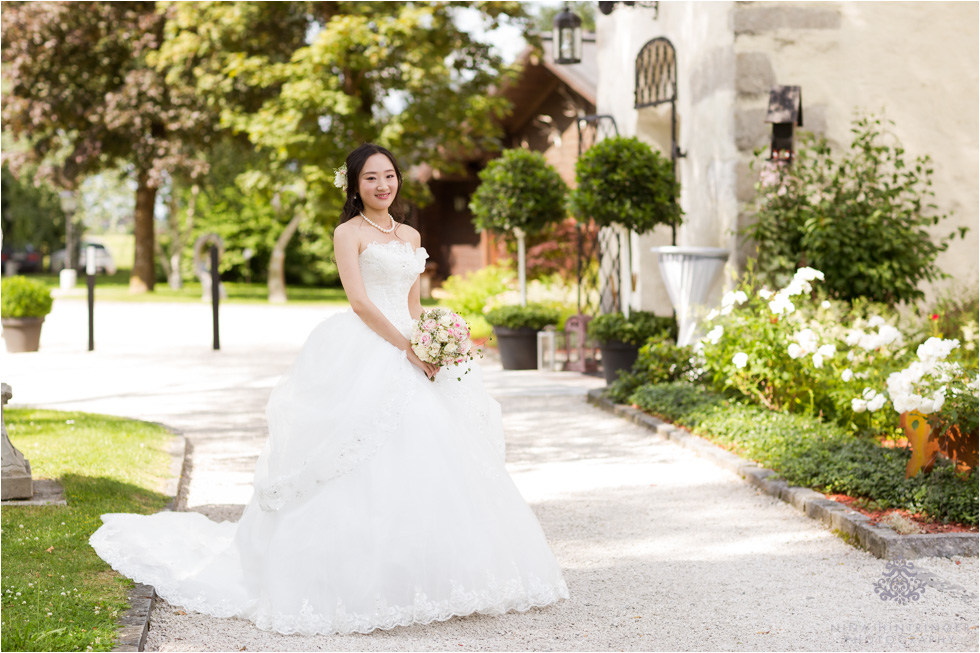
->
xmin=407 ymin=231 xmax=425 ymax=321
xmin=334 ymin=225 xmax=439 ymax=378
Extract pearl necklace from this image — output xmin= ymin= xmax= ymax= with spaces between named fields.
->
xmin=359 ymin=211 xmax=396 ymax=234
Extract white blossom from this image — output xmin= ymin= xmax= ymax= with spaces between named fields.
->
xmin=841 ymin=369 xmax=854 ymax=382
xmin=705 ymin=308 xmax=719 ymax=321
xmin=821 ymin=300 xmax=832 ymax=309
xmin=732 ymin=352 xmax=749 ymax=369
xmin=705 ymin=325 xmax=724 ymax=345
xmin=867 ymin=393 xmax=887 ymax=412
xmin=794 ymin=267 xmax=825 ymax=282
xmin=851 ymin=398 xmax=868 ymax=413
xmin=916 ymin=337 xmax=960 ymax=365
xmin=783 ymin=278 xmax=811 ymax=297
xmin=758 ymin=288 xmax=773 ymax=300
xmin=787 ymin=343 xmax=804 ymax=359
xmin=794 ymin=328 xmax=819 ymax=354
xmin=769 ymin=293 xmax=795 ymax=315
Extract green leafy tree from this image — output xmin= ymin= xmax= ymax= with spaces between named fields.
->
xmin=470 ymin=149 xmax=568 ymax=234
xmin=469 ymin=148 xmax=568 ymax=305
xmin=743 ymin=114 xmax=967 ymax=305
xmin=1 ymin=1 xmax=218 ymax=292
xmin=157 ymin=1 xmax=532 ymax=217
xmin=570 ymin=136 xmax=682 ymax=234
xmin=170 ymin=140 xmax=340 ymax=292
xmin=1 ymin=164 xmax=65 ymax=258
xmin=149 ymin=2 xmax=532 ymax=300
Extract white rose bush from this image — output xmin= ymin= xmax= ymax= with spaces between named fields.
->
xmin=695 ymin=264 xmax=979 ymax=444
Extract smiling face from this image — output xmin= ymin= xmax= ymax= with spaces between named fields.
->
xmin=357 ymin=153 xmax=399 ymax=214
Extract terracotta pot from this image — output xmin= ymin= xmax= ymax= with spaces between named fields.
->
xmin=901 ymin=410 xmax=979 ymax=477
xmin=2 ymin=317 xmax=45 ymax=353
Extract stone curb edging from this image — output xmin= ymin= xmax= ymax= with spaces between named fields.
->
xmin=110 ymin=434 xmax=189 ymax=652
xmin=586 ymin=389 xmax=979 ymax=560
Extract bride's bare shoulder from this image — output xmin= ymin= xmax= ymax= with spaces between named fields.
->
xmin=333 ymin=222 xmax=361 ymax=252
xmin=397 ymin=223 xmax=421 ymax=247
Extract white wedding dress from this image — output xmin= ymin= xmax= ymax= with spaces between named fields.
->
xmin=89 ymin=240 xmax=569 ymax=636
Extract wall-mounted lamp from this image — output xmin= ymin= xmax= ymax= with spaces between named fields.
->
xmin=552 ymin=4 xmax=582 ymax=65
xmin=764 ymin=85 xmax=803 ymax=163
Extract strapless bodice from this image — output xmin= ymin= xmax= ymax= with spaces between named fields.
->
xmin=358 ymin=240 xmax=428 ymax=334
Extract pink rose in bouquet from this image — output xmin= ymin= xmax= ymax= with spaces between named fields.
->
xmin=410 ymin=308 xmax=481 ymax=381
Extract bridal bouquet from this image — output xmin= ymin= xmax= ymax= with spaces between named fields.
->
xmin=411 ymin=308 xmax=480 ymax=381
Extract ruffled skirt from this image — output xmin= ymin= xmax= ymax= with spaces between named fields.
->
xmin=90 ymin=309 xmax=569 ymax=635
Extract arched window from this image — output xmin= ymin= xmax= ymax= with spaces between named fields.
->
xmin=635 ymin=37 xmax=677 ymax=109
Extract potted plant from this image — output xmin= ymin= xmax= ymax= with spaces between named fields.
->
xmin=484 ymin=304 xmax=560 ymax=370
xmin=1 ymin=276 xmax=54 ymax=353
xmin=469 ymin=149 xmax=568 ymax=306
xmin=587 ymin=311 xmax=677 ymax=384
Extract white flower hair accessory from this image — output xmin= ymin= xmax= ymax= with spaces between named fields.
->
xmin=333 ymin=163 xmax=348 ymax=192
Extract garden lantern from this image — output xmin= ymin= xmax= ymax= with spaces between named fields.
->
xmin=552 ymin=4 xmax=582 ymax=65
xmin=764 ymin=85 xmax=803 ymax=163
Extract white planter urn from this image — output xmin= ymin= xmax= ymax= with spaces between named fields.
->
xmin=650 ymin=246 xmax=729 ymax=346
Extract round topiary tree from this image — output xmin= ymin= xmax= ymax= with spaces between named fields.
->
xmin=570 ymin=136 xmax=682 ymax=235
xmin=469 ymin=148 xmax=568 ymax=305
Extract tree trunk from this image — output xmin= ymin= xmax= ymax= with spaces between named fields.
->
xmin=131 ymin=169 xmax=157 ymax=293
xmin=514 ymin=227 xmax=527 ymax=307
xmin=160 ymin=184 xmax=198 ymax=290
xmin=268 ymin=211 xmax=303 ymax=304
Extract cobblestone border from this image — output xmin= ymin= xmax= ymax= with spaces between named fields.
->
xmin=587 ymin=389 xmax=979 ymax=560
xmin=110 ymin=434 xmax=188 ymax=652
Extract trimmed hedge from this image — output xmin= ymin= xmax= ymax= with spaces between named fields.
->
xmin=626 ymin=382 xmax=978 ymax=525
xmin=484 ymin=303 xmax=560 ymax=331
xmin=1 ymin=275 xmax=53 ymax=318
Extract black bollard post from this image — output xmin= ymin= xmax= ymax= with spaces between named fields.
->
xmin=211 ymin=244 xmax=220 ymax=351
xmin=86 ymin=245 xmax=95 ymax=351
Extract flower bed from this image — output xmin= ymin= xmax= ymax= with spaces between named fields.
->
xmin=608 ymin=260 xmax=978 ymax=527
xmin=625 ymin=382 xmax=978 ymax=526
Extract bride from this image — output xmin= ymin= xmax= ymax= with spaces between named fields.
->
xmin=89 ymin=143 xmax=570 ymax=636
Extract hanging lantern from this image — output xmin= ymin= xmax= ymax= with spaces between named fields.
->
xmin=552 ymin=4 xmax=583 ymax=65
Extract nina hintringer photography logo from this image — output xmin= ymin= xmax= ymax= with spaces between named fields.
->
xmin=873 ymin=558 xmax=927 ymax=605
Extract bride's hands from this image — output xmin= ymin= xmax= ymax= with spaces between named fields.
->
xmin=407 ymin=349 xmax=440 ymax=380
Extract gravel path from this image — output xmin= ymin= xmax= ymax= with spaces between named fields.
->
xmin=3 ymin=300 xmax=977 ymax=651
xmin=145 ymin=393 xmax=978 ymax=652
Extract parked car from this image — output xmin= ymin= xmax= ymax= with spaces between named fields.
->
xmin=1 ymin=244 xmax=43 ymax=274
xmin=49 ymin=242 xmax=118 ymax=275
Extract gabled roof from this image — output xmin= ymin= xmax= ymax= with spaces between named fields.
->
xmin=500 ymin=34 xmax=598 ymax=133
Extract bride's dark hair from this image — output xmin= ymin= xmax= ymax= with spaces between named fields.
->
xmin=338 ymin=144 xmax=405 ymax=224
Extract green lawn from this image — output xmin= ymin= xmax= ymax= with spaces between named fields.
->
xmin=33 ymin=271 xmax=353 ymax=305
xmin=31 ymin=271 xmax=443 ymax=309
xmin=1 ymin=409 xmax=175 ymax=652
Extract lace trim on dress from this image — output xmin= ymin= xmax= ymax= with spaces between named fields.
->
xmin=253 ymin=353 xmax=419 ymax=512
xmin=90 ymin=521 xmax=569 ymax=636
xmin=252 ymin=241 xmax=429 ymax=512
